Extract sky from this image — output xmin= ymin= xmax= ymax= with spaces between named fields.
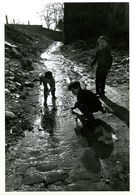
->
xmin=3 ymin=0 xmax=48 ymax=25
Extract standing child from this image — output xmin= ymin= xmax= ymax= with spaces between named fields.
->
xmin=91 ymin=36 xmax=112 ymax=97
xmin=39 ymin=71 xmax=56 ymax=106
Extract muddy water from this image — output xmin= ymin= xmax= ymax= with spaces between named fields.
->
xmin=6 ymin=42 xmax=115 ymax=191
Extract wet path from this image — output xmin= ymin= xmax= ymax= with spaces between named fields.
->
xmin=6 ymin=42 xmax=129 ymax=191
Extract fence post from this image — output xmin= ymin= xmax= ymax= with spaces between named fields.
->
xmin=5 ymin=15 xmax=8 ymax=24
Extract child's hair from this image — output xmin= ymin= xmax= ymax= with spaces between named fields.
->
xmin=68 ymin=81 xmax=81 ymax=91
xmin=45 ymin=71 xmax=53 ymax=78
xmin=98 ymin=36 xmax=109 ymax=43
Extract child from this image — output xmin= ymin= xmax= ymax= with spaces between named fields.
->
xmin=91 ymin=36 xmax=112 ymax=97
xmin=39 ymin=71 xmax=56 ymax=105
xmin=68 ymin=81 xmax=105 ymax=123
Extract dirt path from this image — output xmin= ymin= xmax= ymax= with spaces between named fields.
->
xmin=6 ymin=42 xmax=129 ymax=191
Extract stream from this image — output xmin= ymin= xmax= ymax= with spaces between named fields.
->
xmin=6 ymin=42 xmax=128 ymax=191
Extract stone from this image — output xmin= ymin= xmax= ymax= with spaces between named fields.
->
xmin=6 ymin=175 xmax=22 ymax=191
xmin=20 ymin=58 xmax=33 ymax=70
xmin=10 ymin=48 xmax=21 ymax=59
xmin=19 ymin=94 xmax=27 ymax=100
xmin=5 ymin=111 xmax=17 ymax=121
xmin=23 ymin=81 xmax=34 ymax=88
xmin=5 ymin=88 xmax=10 ymax=94
xmin=45 ymin=170 xmax=68 ymax=185
xmin=37 ymin=164 xmax=58 ymax=172
xmin=23 ymin=174 xmax=45 ymax=185
xmin=9 ymin=84 xmax=17 ymax=93
xmin=70 ymin=171 xmax=100 ymax=182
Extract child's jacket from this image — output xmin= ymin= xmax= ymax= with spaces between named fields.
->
xmin=39 ymin=73 xmax=55 ymax=92
xmin=92 ymin=46 xmax=112 ymax=71
xmin=74 ymin=89 xmax=103 ymax=117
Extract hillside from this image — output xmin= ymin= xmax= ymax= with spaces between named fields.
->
xmin=5 ymin=25 xmax=52 ymax=147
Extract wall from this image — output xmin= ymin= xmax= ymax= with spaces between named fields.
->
xmin=64 ymin=3 xmax=129 ymax=44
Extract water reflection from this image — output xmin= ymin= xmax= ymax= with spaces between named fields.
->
xmin=41 ymin=99 xmax=57 ymax=135
xmin=81 ymin=148 xmax=101 ymax=173
xmin=74 ymin=117 xmax=114 ymax=160
xmin=91 ymin=119 xmax=114 ymax=159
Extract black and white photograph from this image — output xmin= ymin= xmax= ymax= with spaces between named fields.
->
xmin=1 ymin=0 xmax=134 ymax=192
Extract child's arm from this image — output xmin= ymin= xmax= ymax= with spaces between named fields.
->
xmin=107 ymin=53 xmax=113 ymax=72
xmin=39 ymin=73 xmax=43 ymax=85
xmin=39 ymin=77 xmax=42 ymax=85
xmin=91 ymin=51 xmax=98 ymax=68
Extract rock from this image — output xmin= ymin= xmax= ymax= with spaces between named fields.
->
xmin=5 ymin=88 xmax=10 ymax=94
xmin=5 ymin=41 xmax=17 ymax=48
xmin=121 ymin=58 xmax=129 ymax=64
xmin=45 ymin=170 xmax=68 ymax=185
xmin=70 ymin=171 xmax=100 ymax=182
xmin=10 ymin=48 xmax=21 ymax=59
xmin=6 ymin=175 xmax=22 ymax=190
xmin=21 ymin=120 xmax=33 ymax=131
xmin=36 ymin=164 xmax=58 ymax=172
xmin=26 ymin=66 xmax=34 ymax=71
xmin=5 ymin=69 xmax=11 ymax=77
xmin=23 ymin=174 xmax=45 ymax=185
xmin=6 ymin=76 xmax=14 ymax=81
xmin=23 ymin=81 xmax=34 ymax=88
xmin=5 ymin=111 xmax=17 ymax=121
xmin=16 ymin=164 xmax=31 ymax=175
xmin=21 ymin=58 xmax=33 ymax=70
xmin=13 ymin=75 xmax=22 ymax=83
xmin=15 ymin=82 xmax=22 ymax=89
xmin=9 ymin=83 xmax=17 ymax=93
xmin=19 ymin=94 xmax=27 ymax=100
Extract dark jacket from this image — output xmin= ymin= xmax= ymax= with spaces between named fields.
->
xmin=74 ymin=89 xmax=103 ymax=117
xmin=39 ymin=73 xmax=55 ymax=92
xmin=91 ymin=46 xmax=112 ymax=71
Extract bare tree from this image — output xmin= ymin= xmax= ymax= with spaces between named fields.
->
xmin=40 ymin=2 xmax=64 ymax=30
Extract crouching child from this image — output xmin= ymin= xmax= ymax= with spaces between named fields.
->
xmin=68 ymin=81 xmax=105 ymax=131
xmin=39 ymin=71 xmax=56 ymax=106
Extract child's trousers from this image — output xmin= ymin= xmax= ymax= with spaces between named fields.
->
xmin=44 ymin=88 xmax=56 ymax=102
xmin=96 ymin=68 xmax=108 ymax=95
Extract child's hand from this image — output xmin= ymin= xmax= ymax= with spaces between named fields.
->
xmin=71 ymin=107 xmax=75 ymax=111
